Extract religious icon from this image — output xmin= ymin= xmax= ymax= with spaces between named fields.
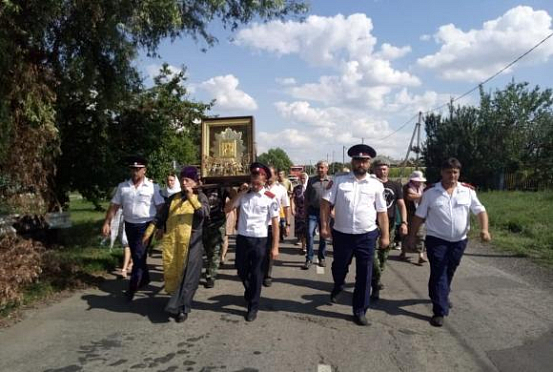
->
xmin=201 ymin=116 xmax=255 ymax=184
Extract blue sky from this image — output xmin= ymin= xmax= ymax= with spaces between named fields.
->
xmin=137 ymin=1 xmax=553 ymax=165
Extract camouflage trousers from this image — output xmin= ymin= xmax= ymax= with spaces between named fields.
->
xmin=372 ymin=223 xmax=396 ymax=287
xmin=203 ymin=219 xmax=226 ymax=280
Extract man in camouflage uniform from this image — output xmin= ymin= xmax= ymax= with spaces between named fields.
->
xmin=203 ymin=186 xmax=230 ymax=288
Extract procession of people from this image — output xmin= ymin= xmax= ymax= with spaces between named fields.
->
xmin=101 ymin=145 xmax=491 ymax=327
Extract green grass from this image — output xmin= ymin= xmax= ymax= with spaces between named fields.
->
xmin=2 ymin=194 xmax=123 ymax=320
xmin=471 ymin=191 xmax=553 ymax=266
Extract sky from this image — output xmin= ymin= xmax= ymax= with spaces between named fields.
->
xmin=137 ymin=0 xmax=553 ymax=166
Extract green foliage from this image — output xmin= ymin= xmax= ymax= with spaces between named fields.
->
xmin=257 ymin=148 xmax=294 ymax=172
xmin=0 ymin=0 xmax=308 ymax=213
xmin=423 ymin=82 xmax=553 ymax=189
xmin=472 ymin=191 xmax=553 ymax=266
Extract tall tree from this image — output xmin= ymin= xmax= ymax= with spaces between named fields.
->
xmin=257 ymin=148 xmax=294 ymax=173
xmin=0 ymin=0 xmax=308 ymax=213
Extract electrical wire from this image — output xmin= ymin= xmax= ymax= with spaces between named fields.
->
xmin=384 ymin=31 xmax=553 ymax=138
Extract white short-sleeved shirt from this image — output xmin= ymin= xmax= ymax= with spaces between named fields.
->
xmin=267 ymin=183 xmax=290 ymax=226
xmin=234 ymin=189 xmax=280 ymax=238
xmin=323 ymin=173 xmax=387 ymax=234
xmin=111 ymin=178 xmax=165 ymax=224
xmin=415 ymin=182 xmax=486 ymax=242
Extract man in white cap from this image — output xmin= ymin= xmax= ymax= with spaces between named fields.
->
xmin=401 ymin=170 xmax=428 ymax=264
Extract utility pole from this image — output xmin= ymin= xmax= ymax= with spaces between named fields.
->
xmin=400 ymin=111 xmax=423 ymax=177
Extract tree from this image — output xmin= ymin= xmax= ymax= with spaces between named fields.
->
xmin=422 ymin=81 xmax=553 ymax=189
xmin=0 ymin=0 xmax=308 ymax=213
xmin=257 ymin=148 xmax=294 ymax=173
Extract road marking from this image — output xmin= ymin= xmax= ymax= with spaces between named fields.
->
xmin=318 ymin=364 xmax=332 ymax=372
xmin=316 ymin=266 xmax=325 ymax=275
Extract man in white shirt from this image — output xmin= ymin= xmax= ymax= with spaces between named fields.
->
xmin=320 ymin=144 xmax=390 ymax=326
xmin=102 ymin=156 xmax=165 ymax=301
xmin=224 ymin=162 xmax=280 ymax=322
xmin=262 ymin=166 xmax=291 ymax=287
xmin=407 ymin=158 xmax=491 ymax=327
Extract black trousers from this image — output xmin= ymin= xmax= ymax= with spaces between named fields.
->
xmin=124 ymin=221 xmax=152 ymax=293
xmin=331 ymin=229 xmax=378 ymax=316
xmin=236 ymin=234 xmax=267 ymax=312
xmin=263 ymin=225 xmax=274 ymax=280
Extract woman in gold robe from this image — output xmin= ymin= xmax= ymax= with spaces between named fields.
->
xmin=144 ymin=166 xmax=209 ymax=322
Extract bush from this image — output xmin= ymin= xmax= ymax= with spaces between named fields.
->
xmin=0 ymin=235 xmax=44 ymax=311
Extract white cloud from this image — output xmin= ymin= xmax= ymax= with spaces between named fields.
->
xmin=258 ymin=101 xmax=416 ymax=162
xmin=236 ymin=14 xmax=419 ymax=107
xmin=275 ymin=77 xmax=297 ymax=86
xmin=145 ymin=64 xmax=182 ymax=80
xmin=375 ymin=43 xmax=412 ymax=60
xmin=199 ymin=75 xmax=257 ymax=111
xmin=418 ymin=6 xmax=553 ymax=81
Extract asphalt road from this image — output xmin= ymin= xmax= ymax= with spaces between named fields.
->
xmin=1 ymin=235 xmax=553 ymax=372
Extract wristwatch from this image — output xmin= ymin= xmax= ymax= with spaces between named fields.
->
xmin=401 ymin=221 xmax=408 ymax=225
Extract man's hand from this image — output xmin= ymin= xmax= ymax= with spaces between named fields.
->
xmin=270 ymin=246 xmax=279 ymax=259
xmin=320 ymin=225 xmax=331 ymax=240
xmin=101 ymin=221 xmax=110 ymax=237
xmin=399 ymin=223 xmax=408 ymax=236
xmin=379 ymin=236 xmax=390 ymax=250
xmin=284 ymin=225 xmax=290 ymax=237
xmin=480 ymin=230 xmax=491 ymax=242
xmin=238 ymin=183 xmax=249 ymax=193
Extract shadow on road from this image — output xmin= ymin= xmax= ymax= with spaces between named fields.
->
xmin=81 ymin=266 xmax=172 ymax=324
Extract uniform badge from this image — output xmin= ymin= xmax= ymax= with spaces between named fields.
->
xmin=461 ymin=182 xmax=475 ymax=190
xmin=326 ymin=180 xmax=334 ymax=190
xmin=264 ymin=190 xmax=276 ymax=198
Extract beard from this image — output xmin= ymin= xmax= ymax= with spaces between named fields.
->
xmin=353 ymin=167 xmax=367 ymax=176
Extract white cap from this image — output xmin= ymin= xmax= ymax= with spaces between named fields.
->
xmin=409 ymin=170 xmax=426 ymax=182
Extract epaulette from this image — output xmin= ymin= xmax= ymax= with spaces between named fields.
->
xmin=423 ymin=183 xmax=435 ymax=192
xmin=461 ymin=182 xmax=475 ymax=190
xmin=326 ymin=180 xmax=334 ymax=190
xmin=264 ymin=190 xmax=275 ymax=198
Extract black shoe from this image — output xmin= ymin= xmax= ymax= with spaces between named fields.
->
xmin=175 ymin=312 xmax=188 ymax=323
xmin=370 ymin=288 xmax=380 ymax=300
xmin=330 ymin=288 xmax=341 ymax=303
xmin=318 ymin=258 xmax=326 ymax=267
xmin=263 ymin=277 xmax=272 ymax=287
xmin=430 ymin=315 xmax=444 ymax=327
xmin=301 ymin=260 xmax=312 ymax=270
xmin=124 ymin=290 xmax=135 ymax=302
xmin=205 ymin=278 xmax=215 ymax=288
xmin=245 ymin=310 xmax=258 ymax=322
xmin=138 ymin=279 xmax=151 ymax=289
xmin=353 ymin=314 xmax=369 ymax=326
xmin=377 ymin=282 xmax=384 ymax=290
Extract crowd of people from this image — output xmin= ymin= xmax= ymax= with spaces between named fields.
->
xmin=101 ymin=144 xmax=491 ymax=328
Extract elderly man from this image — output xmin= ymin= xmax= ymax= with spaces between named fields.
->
xmin=408 ymin=158 xmax=491 ymax=327
xmin=320 ymin=144 xmax=389 ymax=326
xmin=102 ymin=156 xmax=165 ymax=301
xmin=303 ymin=160 xmax=332 ymax=269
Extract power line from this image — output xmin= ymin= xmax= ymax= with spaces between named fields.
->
xmin=377 ymin=113 xmax=418 ymax=141
xmin=384 ymin=31 xmax=553 ymax=138
xmin=427 ymin=31 xmax=553 ymax=114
